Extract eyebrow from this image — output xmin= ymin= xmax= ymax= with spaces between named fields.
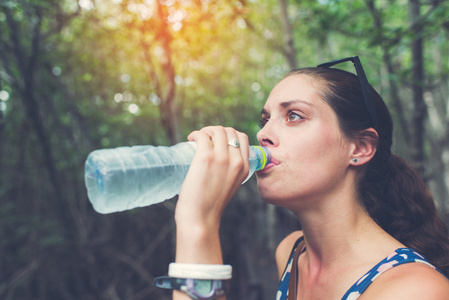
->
xmin=260 ymin=99 xmax=314 ymax=115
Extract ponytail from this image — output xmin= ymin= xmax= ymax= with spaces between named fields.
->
xmin=361 ymin=153 xmax=449 ymax=276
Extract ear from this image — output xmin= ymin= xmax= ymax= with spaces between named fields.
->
xmin=349 ymin=128 xmax=378 ymax=166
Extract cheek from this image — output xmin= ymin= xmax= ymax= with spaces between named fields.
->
xmin=285 ymin=128 xmax=348 ymax=185
xmin=292 ymin=130 xmax=336 ymax=164
xmin=315 ymin=126 xmax=347 ymax=160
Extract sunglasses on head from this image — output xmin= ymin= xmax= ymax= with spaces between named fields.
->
xmin=317 ymin=56 xmax=379 ymax=132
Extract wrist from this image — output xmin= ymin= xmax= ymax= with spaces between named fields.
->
xmin=175 ymin=213 xmax=221 ymax=247
xmin=175 ymin=225 xmax=223 ymax=264
xmin=174 ymin=205 xmax=222 ymax=230
xmin=176 ymin=217 xmax=220 ymax=236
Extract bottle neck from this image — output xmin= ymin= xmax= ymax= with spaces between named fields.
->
xmin=250 ymin=146 xmax=271 ymax=171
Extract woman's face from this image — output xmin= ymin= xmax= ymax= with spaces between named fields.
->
xmin=256 ymin=74 xmax=355 ymax=208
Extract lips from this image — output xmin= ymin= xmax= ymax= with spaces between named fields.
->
xmin=258 ymin=156 xmax=280 ymax=172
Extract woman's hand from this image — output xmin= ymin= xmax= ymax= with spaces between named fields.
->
xmin=175 ymin=126 xmax=249 ymax=230
xmin=174 ymin=126 xmax=249 ymax=259
xmin=173 ymin=126 xmax=248 ymax=300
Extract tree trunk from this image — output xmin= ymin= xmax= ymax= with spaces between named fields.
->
xmin=4 ymin=5 xmax=73 ymax=232
xmin=365 ymin=0 xmax=412 ymax=147
xmin=155 ymin=0 xmax=182 ymax=145
xmin=279 ymin=0 xmax=297 ymax=70
xmin=409 ymin=0 xmax=427 ymax=177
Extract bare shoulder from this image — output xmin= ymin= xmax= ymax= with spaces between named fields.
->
xmin=361 ymin=262 xmax=449 ymax=300
xmin=275 ymin=230 xmax=303 ymax=279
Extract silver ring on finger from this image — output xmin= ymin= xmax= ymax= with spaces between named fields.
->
xmin=228 ymin=139 xmax=240 ymax=148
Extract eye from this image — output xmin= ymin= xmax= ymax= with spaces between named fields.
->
xmin=286 ymin=110 xmax=303 ymax=122
xmin=259 ymin=117 xmax=269 ymax=128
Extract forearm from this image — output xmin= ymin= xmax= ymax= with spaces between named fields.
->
xmin=173 ymin=219 xmax=227 ymax=300
xmin=175 ymin=217 xmax=222 ymax=263
xmin=170 ymin=126 xmax=248 ymax=300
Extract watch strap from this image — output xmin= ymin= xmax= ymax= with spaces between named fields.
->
xmin=154 ymin=276 xmax=229 ymax=300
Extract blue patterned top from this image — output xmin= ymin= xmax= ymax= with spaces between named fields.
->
xmin=277 ymin=238 xmax=445 ymax=300
xmin=276 ymin=237 xmax=304 ymax=300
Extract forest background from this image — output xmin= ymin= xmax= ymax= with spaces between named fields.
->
xmin=1 ymin=0 xmax=449 ymax=299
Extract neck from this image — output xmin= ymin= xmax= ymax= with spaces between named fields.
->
xmin=291 ymin=190 xmax=401 ymax=271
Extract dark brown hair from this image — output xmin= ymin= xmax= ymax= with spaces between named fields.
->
xmin=286 ymin=67 xmax=449 ymax=276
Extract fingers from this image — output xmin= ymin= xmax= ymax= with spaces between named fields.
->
xmin=236 ymin=131 xmax=249 ymax=168
xmin=177 ymin=126 xmax=250 ymax=229
xmin=187 ymin=130 xmax=213 ymax=151
xmin=187 ymin=126 xmax=250 ymax=182
xmin=224 ymin=129 xmax=249 ymax=182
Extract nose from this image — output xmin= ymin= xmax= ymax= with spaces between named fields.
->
xmin=257 ymin=122 xmax=279 ymax=147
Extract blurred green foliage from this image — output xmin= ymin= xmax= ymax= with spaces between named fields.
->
xmin=1 ymin=0 xmax=449 ymax=299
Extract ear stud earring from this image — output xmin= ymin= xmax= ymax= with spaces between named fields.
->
xmin=352 ymin=158 xmax=358 ymax=163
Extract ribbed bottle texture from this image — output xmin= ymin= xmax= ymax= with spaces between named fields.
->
xmin=84 ymin=142 xmax=270 ymax=214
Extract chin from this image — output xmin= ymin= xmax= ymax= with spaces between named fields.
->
xmin=257 ymin=186 xmax=284 ymax=205
xmin=257 ymin=176 xmax=280 ymax=194
xmin=257 ymin=181 xmax=303 ymax=209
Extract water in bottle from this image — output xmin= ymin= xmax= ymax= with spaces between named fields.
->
xmin=84 ymin=141 xmax=271 ymax=214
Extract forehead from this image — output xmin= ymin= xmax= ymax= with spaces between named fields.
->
xmin=263 ymin=74 xmax=324 ymax=110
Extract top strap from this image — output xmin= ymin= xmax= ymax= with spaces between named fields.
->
xmin=287 ymin=236 xmax=305 ymax=300
xmin=341 ymin=248 xmax=442 ymax=300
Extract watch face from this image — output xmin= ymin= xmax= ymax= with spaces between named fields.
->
xmin=193 ymin=279 xmax=213 ymax=296
xmin=154 ymin=277 xmax=227 ymax=300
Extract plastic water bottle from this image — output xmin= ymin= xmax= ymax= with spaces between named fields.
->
xmin=84 ymin=141 xmax=271 ymax=214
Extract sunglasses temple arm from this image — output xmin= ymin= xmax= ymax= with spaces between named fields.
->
xmin=352 ymin=59 xmax=380 ymax=130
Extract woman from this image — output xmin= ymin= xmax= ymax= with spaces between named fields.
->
xmin=168 ymin=57 xmax=449 ymax=299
